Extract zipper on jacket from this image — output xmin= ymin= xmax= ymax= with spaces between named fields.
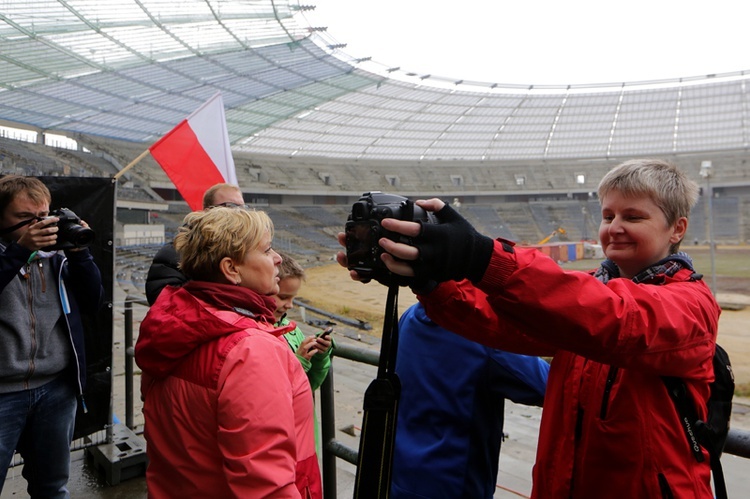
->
xmin=24 ymin=264 xmax=38 ymax=389
xmin=599 ymin=365 xmax=619 ymax=419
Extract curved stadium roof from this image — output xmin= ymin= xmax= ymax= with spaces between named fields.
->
xmin=0 ymin=0 xmax=749 ymax=163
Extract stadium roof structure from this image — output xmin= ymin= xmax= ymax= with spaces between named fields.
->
xmin=1 ymin=0 xmax=749 ymax=163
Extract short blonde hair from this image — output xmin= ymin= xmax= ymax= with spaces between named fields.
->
xmin=174 ymin=207 xmax=274 ymax=282
xmin=598 ymin=159 xmax=699 ymax=253
xmin=598 ymin=159 xmax=699 ymax=223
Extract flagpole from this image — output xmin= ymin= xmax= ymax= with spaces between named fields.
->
xmin=113 ymin=148 xmax=151 ymax=180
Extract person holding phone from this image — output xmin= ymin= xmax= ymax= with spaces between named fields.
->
xmin=272 ymin=250 xmax=334 ymax=391
xmin=272 ymin=251 xmax=334 ymax=454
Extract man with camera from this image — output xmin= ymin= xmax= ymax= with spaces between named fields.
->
xmin=0 ymin=175 xmax=103 ymax=498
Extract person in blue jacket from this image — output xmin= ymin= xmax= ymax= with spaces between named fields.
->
xmin=391 ymin=302 xmax=549 ymax=499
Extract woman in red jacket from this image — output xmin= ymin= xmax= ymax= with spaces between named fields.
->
xmin=136 ymin=207 xmax=321 ymax=499
xmin=340 ymin=159 xmax=720 ymax=498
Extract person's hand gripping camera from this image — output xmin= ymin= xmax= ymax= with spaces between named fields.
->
xmin=15 ymin=215 xmax=61 ymax=252
xmin=339 ymin=198 xmax=496 ymax=286
xmin=6 ymin=208 xmax=95 ymax=254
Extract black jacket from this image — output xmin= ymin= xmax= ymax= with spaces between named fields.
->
xmin=145 ymin=242 xmax=187 ymax=305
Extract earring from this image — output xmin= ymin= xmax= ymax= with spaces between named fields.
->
xmin=235 ymin=278 xmax=241 ymax=286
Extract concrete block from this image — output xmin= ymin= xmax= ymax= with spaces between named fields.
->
xmin=85 ymin=424 xmax=147 ymax=485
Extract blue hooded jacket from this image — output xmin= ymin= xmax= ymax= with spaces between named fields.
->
xmin=391 ymin=302 xmax=549 ymax=499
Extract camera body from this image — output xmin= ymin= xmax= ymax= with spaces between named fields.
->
xmin=42 ymin=208 xmax=95 ymax=251
xmin=345 ymin=191 xmax=436 ymax=285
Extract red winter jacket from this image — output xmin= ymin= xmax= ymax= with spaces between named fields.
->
xmin=420 ymin=242 xmax=720 ymax=499
xmin=135 ymin=282 xmax=321 ymax=499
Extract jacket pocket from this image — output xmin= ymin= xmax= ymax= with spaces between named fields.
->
xmin=599 ymin=365 xmax=619 ymax=419
xmin=657 ymin=473 xmax=674 ymax=499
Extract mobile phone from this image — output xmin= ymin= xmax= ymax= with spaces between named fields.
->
xmin=316 ymin=327 xmax=334 ymax=339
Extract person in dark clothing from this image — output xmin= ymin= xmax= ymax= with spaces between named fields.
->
xmin=145 ymin=183 xmax=244 ymax=305
xmin=391 ymin=302 xmax=548 ymax=499
xmin=0 ymin=175 xmax=103 ymax=499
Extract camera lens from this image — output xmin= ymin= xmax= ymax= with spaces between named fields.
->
xmin=62 ymin=224 xmax=95 ymax=248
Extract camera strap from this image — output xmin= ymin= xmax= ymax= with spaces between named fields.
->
xmin=354 ymin=283 xmax=401 ymax=499
xmin=0 ymin=217 xmax=38 ymax=235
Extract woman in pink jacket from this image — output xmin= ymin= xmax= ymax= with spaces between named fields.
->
xmin=136 ymin=207 xmax=321 ymax=499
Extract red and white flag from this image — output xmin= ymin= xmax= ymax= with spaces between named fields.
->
xmin=149 ymin=92 xmax=237 ymax=211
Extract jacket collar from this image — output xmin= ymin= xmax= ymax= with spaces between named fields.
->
xmin=183 ymin=280 xmax=277 ymax=323
xmin=136 ymin=281 xmax=281 ymax=378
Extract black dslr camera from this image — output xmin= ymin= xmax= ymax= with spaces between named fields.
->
xmin=42 ymin=208 xmax=95 ymax=251
xmin=345 ymin=192 xmax=436 ymax=286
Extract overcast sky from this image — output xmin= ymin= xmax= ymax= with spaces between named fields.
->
xmin=301 ymin=0 xmax=749 ymax=86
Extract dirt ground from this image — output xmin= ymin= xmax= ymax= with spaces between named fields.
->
xmin=299 ymin=263 xmax=750 ymax=386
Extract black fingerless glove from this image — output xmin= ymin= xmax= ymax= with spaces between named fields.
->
xmin=411 ymin=204 xmax=494 ymax=284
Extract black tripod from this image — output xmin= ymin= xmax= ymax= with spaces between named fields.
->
xmin=352 ymin=283 xmax=401 ymax=499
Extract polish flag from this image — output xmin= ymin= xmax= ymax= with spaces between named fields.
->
xmin=149 ymin=92 xmax=238 ymax=211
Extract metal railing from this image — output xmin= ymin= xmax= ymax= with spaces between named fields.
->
xmin=117 ymin=300 xmax=750 ymax=498
xmin=317 ymin=344 xmax=750 ymax=499
xmin=319 ymin=344 xmax=379 ymax=496
xmin=123 ymin=299 xmax=144 ymax=430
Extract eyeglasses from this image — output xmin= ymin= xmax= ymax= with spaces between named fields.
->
xmin=209 ymin=202 xmax=252 ymax=210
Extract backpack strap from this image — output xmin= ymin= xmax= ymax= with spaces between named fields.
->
xmin=662 ymin=376 xmax=727 ymax=499
xmin=711 ymin=453 xmax=728 ymax=499
xmin=662 ymin=274 xmax=729 ymax=498
xmin=662 ymin=376 xmax=705 ymax=463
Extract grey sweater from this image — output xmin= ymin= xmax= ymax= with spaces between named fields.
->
xmin=0 ymin=252 xmax=70 ymax=393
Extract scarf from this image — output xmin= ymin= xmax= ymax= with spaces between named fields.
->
xmin=182 ymin=280 xmax=278 ymax=324
xmin=592 ymin=251 xmax=695 ymax=285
